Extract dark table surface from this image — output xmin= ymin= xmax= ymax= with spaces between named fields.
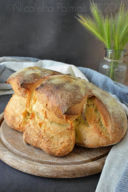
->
xmin=0 ymin=95 xmax=100 ymax=192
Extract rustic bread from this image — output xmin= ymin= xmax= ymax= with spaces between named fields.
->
xmin=4 ymin=67 xmax=127 ymax=156
xmin=7 ymin=66 xmax=61 ymax=96
xmin=23 ymin=75 xmax=89 ymax=156
xmin=4 ymin=94 xmax=26 ymax=132
xmin=4 ymin=67 xmax=62 ymax=132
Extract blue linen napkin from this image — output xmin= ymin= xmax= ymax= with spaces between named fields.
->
xmin=116 ymin=164 xmax=128 ymax=192
xmin=78 ymin=67 xmax=128 ymax=107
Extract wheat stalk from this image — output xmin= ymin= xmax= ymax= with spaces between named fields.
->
xmin=77 ymin=3 xmax=128 ymax=53
xmin=77 ymin=2 xmax=128 ymax=80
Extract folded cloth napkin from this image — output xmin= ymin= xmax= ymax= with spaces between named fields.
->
xmin=0 ymin=56 xmax=128 ymax=192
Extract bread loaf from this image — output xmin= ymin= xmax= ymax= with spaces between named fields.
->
xmin=4 ymin=67 xmax=61 ymax=132
xmin=4 ymin=67 xmax=127 ymax=156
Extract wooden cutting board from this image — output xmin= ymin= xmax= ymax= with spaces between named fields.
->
xmin=0 ymin=113 xmax=110 ymax=178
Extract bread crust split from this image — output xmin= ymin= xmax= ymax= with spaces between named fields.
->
xmin=7 ymin=66 xmax=61 ymax=96
xmin=4 ymin=67 xmax=128 ymax=156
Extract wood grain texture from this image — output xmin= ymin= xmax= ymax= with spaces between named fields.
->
xmin=0 ymin=115 xmax=110 ymax=178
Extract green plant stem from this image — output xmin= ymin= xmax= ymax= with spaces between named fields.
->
xmin=109 ymin=61 xmax=115 ymax=80
xmin=109 ymin=51 xmax=121 ymax=80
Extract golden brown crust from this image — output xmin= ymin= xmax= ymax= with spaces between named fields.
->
xmin=88 ymin=83 xmax=127 ymax=145
xmin=7 ymin=67 xmax=62 ymax=96
xmin=23 ymin=118 xmax=75 ymax=157
xmin=5 ymin=67 xmax=62 ymax=133
xmin=23 ymin=100 xmax=75 ymax=156
xmin=4 ymin=94 xmax=26 ymax=132
xmin=36 ymin=75 xmax=91 ymax=118
xmin=76 ymin=83 xmax=127 ymax=148
xmin=35 ymin=75 xmax=127 ymax=148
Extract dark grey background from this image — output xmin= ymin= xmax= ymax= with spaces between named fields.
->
xmin=0 ymin=0 xmax=126 ymax=70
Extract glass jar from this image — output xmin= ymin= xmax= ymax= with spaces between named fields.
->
xmin=99 ymin=49 xmax=127 ymax=84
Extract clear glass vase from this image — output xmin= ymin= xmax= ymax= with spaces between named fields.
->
xmin=99 ymin=49 xmax=127 ymax=84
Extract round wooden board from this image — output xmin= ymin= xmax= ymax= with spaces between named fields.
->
xmin=0 ymin=114 xmax=110 ymax=178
